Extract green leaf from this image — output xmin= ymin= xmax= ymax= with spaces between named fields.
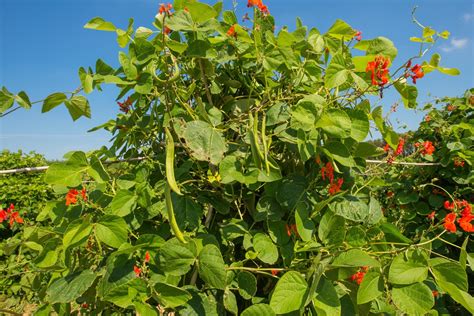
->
xmin=357 ymin=272 xmax=383 ymax=304
xmin=65 ymin=95 xmax=91 ymax=121
xmin=135 ymin=73 xmax=153 ymax=95
xmin=154 ymin=282 xmax=192 ymax=308
xmin=224 ymin=290 xmax=238 ymax=315
xmin=349 ymin=110 xmax=369 ymax=141
xmin=42 ymin=92 xmax=67 ymax=113
xmin=325 ymin=54 xmax=349 ymax=89
xmin=0 ymin=87 xmax=15 ymax=113
xmin=329 ymin=196 xmax=369 ymax=222
xmin=388 ymin=250 xmax=428 ymax=285
xmin=391 ymin=283 xmax=434 ymax=315
xmin=434 ymin=278 xmax=474 ymax=314
xmin=332 ymin=249 xmax=380 ymax=268
xmin=352 ymin=55 xmax=374 ymax=72
xmin=219 ymin=155 xmax=259 ymax=185
xmin=380 ymin=223 xmax=413 ymax=244
xmin=241 ymin=304 xmax=275 ymax=316
xmin=323 ymin=141 xmax=355 ymax=167
xmin=34 ymin=239 xmax=60 ymax=268
xmin=290 ymin=95 xmax=324 ymax=131
xmin=366 ymin=197 xmax=383 ymax=225
xmin=318 ymin=211 xmax=345 ymax=245
xmin=118 ymin=51 xmax=137 ymax=80
xmin=160 ymin=239 xmax=196 ymax=276
xmin=253 ymin=233 xmax=279 ymax=264
xmin=15 ymin=91 xmax=31 ymax=109
xmin=183 ymin=120 xmax=227 ymax=164
xmin=394 ymin=82 xmax=418 ymax=109
xmin=422 ymin=27 xmax=436 ymax=38
xmin=313 ymin=277 xmax=341 ymax=316
xmin=44 ymin=151 xmax=89 ymax=186
xmin=108 ymin=190 xmax=137 ymax=217
xmin=84 ymin=17 xmax=117 ymax=31
xmin=366 ymin=37 xmax=398 ymax=60
xmin=438 ymin=30 xmax=450 ymax=39
xmin=88 ymin=155 xmax=110 ymax=183
xmin=316 ymin=109 xmax=351 ymax=138
xmin=270 ymin=271 xmax=308 ymax=314
xmin=186 ymin=2 xmax=218 ymax=24
xmin=46 ymin=270 xmax=96 ymax=304
xmin=166 ymin=10 xmax=194 ymax=31
xmin=431 ymin=261 xmax=468 ymax=291
xmin=96 ymin=215 xmax=128 ymax=248
xmin=237 ymin=271 xmax=257 ymax=300
xmin=354 ymin=142 xmax=380 ymax=158
xmin=63 ymin=218 xmax=93 ymax=250
xmin=295 ymin=202 xmax=315 ymax=242
xmin=325 ymin=19 xmax=355 ymax=40
xmin=198 ymin=244 xmax=226 ymax=289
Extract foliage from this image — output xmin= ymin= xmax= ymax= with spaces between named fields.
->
xmin=0 ymin=1 xmax=472 ymax=315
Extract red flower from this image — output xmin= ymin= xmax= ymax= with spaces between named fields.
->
xmin=458 ymin=214 xmax=474 ymax=233
xmin=443 ymin=212 xmax=457 ymax=233
xmin=454 ymin=159 xmax=465 ymax=168
xmin=447 ymin=104 xmax=456 ymax=111
xmin=420 ymin=141 xmax=435 ymax=156
xmin=271 ymin=269 xmax=279 ymax=276
xmin=159 ymin=3 xmax=173 ymax=15
xmin=444 ymin=200 xmax=454 ymax=210
xmin=144 ymin=251 xmax=150 ymax=263
xmin=383 ymin=143 xmax=390 ymax=152
xmin=81 ymin=187 xmax=87 ymax=201
xmin=350 ymin=271 xmax=366 ymax=285
xmin=227 ymin=24 xmax=237 ymax=38
xmin=164 ymin=26 xmax=171 ymax=35
xmin=409 ymin=64 xmax=424 ymax=84
xmin=328 ymin=178 xmax=343 ymax=195
xmin=366 ymin=56 xmax=391 ymax=87
xmin=395 ymin=138 xmax=405 ymax=156
xmin=82 ymin=303 xmax=89 ymax=308
xmin=354 ymin=30 xmax=362 ymax=41
xmin=386 ymin=191 xmax=394 ymax=198
xmin=321 ymin=162 xmax=334 ymax=183
xmin=66 ymin=189 xmax=79 ymax=206
xmin=427 ymin=211 xmax=436 ymax=220
xmin=247 ymin=0 xmax=269 ymax=14
xmin=117 ymin=96 xmax=133 ymax=113
xmin=0 ymin=209 xmax=8 ymax=223
xmin=134 ymin=265 xmax=142 ymax=277
xmin=432 ymin=290 xmax=439 ymax=298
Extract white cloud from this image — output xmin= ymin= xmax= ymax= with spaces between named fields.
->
xmin=463 ymin=13 xmax=473 ymax=22
xmin=440 ymin=38 xmax=469 ymax=52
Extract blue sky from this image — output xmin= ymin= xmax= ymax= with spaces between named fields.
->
xmin=1 ymin=0 xmax=472 ymax=160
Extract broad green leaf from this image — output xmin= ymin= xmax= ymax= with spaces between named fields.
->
xmin=108 ymin=190 xmax=137 ymax=217
xmin=219 ymin=155 xmax=258 ymax=185
xmin=290 ymin=95 xmax=324 ymax=131
xmin=224 ymin=290 xmax=238 ymax=315
xmin=183 ymin=120 xmax=227 ymax=164
xmin=394 ymin=82 xmax=418 ymax=109
xmin=65 ymin=95 xmax=91 ymax=121
xmin=380 ymin=223 xmax=413 ymax=244
xmin=349 ymin=110 xmax=369 ymax=141
xmin=84 ymin=17 xmax=117 ymax=31
xmin=42 ymin=92 xmax=67 ymax=113
xmin=366 ymin=197 xmax=383 ymax=225
xmin=186 ymin=2 xmax=218 ymax=24
xmin=0 ymin=87 xmax=15 ymax=113
xmin=329 ymin=196 xmax=369 ymax=222
xmin=172 ymin=194 xmax=204 ymax=230
xmin=198 ymin=245 xmax=226 ymax=289
xmin=46 ymin=270 xmax=96 ymax=304
xmin=154 ymin=282 xmax=192 ymax=308
xmin=270 ymin=271 xmax=308 ymax=314
xmin=63 ymin=218 xmax=93 ymax=250
xmin=357 ymin=272 xmax=383 ymax=304
xmin=160 ymin=239 xmax=196 ymax=276
xmin=253 ymin=233 xmax=278 ymax=264
xmin=323 ymin=141 xmax=356 ymax=167
xmin=346 ymin=226 xmax=366 ymax=247
xmin=241 ymin=304 xmax=275 ymax=316
xmin=352 ymin=55 xmax=374 ymax=72
xmin=44 ymin=151 xmax=89 ymax=187
xmin=434 ymin=278 xmax=474 ymax=314
xmin=313 ymin=277 xmax=341 ymax=316
xmin=88 ymin=155 xmax=110 ymax=183
xmin=391 ymin=283 xmax=434 ymax=315
xmin=96 ymin=215 xmax=128 ymax=248
xmin=166 ymin=10 xmax=194 ymax=31
xmin=34 ymin=239 xmax=60 ymax=268
xmin=332 ymin=249 xmax=380 ymax=268
xmin=237 ymin=271 xmax=257 ymax=300
xmin=325 ymin=54 xmax=349 ymax=89
xmin=325 ymin=19 xmax=355 ymax=40
xmin=431 ymin=261 xmax=468 ymax=291
xmin=118 ymin=51 xmax=137 ymax=80
xmin=135 ymin=73 xmax=153 ymax=94
xmin=135 ymin=26 xmax=153 ymax=38
xmin=318 ymin=211 xmax=345 ymax=245
xmin=295 ymin=202 xmax=315 ymax=242
xmin=366 ymin=37 xmax=398 ymax=60
xmin=316 ymin=109 xmax=351 ymax=138
xmin=388 ymin=250 xmax=428 ymax=285
xmin=354 ymin=142 xmax=380 ymax=158
xmin=15 ymin=91 xmax=31 ymax=109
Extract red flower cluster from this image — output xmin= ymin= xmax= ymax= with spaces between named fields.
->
xmin=350 ymin=266 xmax=369 ymax=285
xmin=0 ymin=204 xmax=24 ymax=228
xmin=159 ymin=3 xmax=173 ymax=15
xmin=247 ymin=0 xmax=269 ymax=15
xmin=366 ymin=56 xmax=390 ymax=86
xmin=405 ymin=63 xmax=424 ymax=84
xmin=454 ymin=159 xmax=465 ymax=168
xmin=447 ymin=104 xmax=456 ymax=111
xmin=395 ymin=138 xmax=405 ymax=156
xmin=134 ymin=251 xmax=151 ymax=277
xmin=443 ymin=200 xmax=473 ymax=233
xmin=427 ymin=211 xmax=436 ymax=220
xmin=66 ymin=188 xmax=87 ymax=206
xmin=285 ymin=224 xmax=299 ymax=238
xmin=415 ymin=141 xmax=435 ymax=156
xmin=117 ymin=96 xmax=133 ymax=113
xmin=328 ymin=178 xmax=344 ymax=195
xmin=383 ymin=143 xmax=390 ymax=152
xmin=354 ymin=30 xmax=362 ymax=41
xmin=227 ymin=24 xmax=237 ymax=38
xmin=321 ymin=162 xmax=343 ymax=195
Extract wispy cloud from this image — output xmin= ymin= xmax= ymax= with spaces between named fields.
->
xmin=463 ymin=13 xmax=473 ymax=22
xmin=440 ymin=38 xmax=469 ymax=52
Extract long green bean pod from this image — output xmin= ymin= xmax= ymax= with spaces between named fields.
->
xmin=165 ymin=127 xmax=183 ymax=196
xmin=164 ymin=182 xmax=187 ymax=243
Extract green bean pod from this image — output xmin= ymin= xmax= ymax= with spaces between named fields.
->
xmin=165 ymin=127 xmax=183 ymax=196
xmin=164 ymin=182 xmax=187 ymax=243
